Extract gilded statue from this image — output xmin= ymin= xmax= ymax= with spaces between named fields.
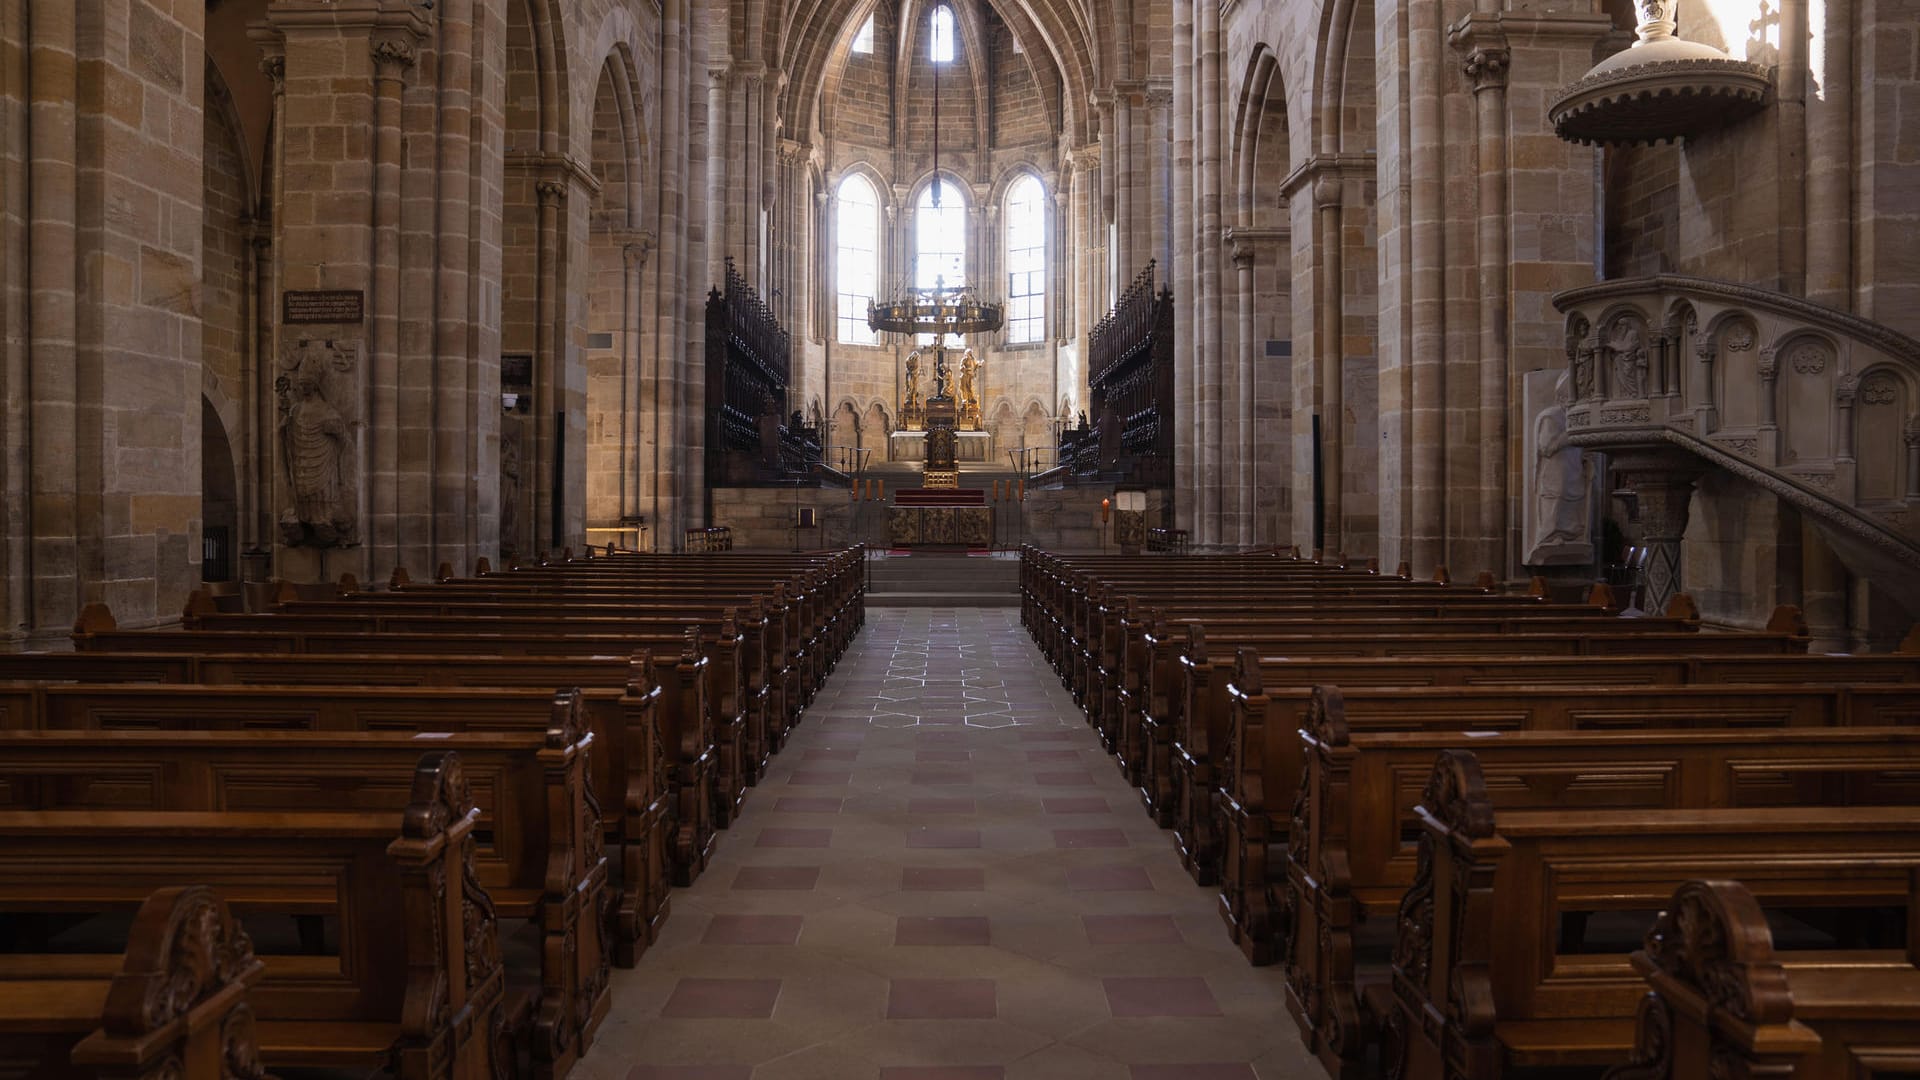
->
xmin=931 ymin=346 xmax=951 ymax=400
xmin=276 ymin=337 xmax=360 ymax=548
xmin=902 ymin=352 xmax=925 ymax=429
xmin=958 ymin=350 xmax=982 ymax=430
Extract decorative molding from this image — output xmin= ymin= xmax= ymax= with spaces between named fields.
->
xmin=1555 ymin=275 xmax=1920 ymax=369
xmin=1862 ymin=373 xmax=1899 ymax=406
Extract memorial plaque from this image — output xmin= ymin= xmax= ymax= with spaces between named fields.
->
xmin=282 ymin=289 xmax=365 ymax=325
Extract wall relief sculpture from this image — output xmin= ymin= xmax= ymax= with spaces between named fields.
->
xmin=1524 ymin=370 xmax=1594 ymax=566
xmin=276 ymin=337 xmax=360 ymax=548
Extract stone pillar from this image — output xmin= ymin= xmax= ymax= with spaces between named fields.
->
xmin=1198 ymin=0 xmax=1225 ymax=548
xmin=430 ymin=0 xmax=476 ymax=567
xmin=368 ymin=34 xmax=415 ymax=581
xmin=1462 ymin=36 xmax=1511 ymax=575
xmin=1314 ymin=174 xmax=1345 ymax=555
xmin=533 ymin=177 xmax=564 ymax=553
xmin=1169 ymin=0 xmax=1194 ymax=534
xmin=1233 ymin=242 xmax=1256 ymax=548
xmin=1612 ymin=449 xmax=1706 ymax=615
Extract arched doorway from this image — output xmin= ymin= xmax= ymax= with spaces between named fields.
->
xmin=202 ymin=398 xmax=239 ymax=582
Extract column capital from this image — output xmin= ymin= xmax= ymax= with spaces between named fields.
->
xmin=1461 ymin=45 xmax=1511 ymax=91
xmin=536 ymin=179 xmax=567 ymax=206
xmin=371 ymin=36 xmax=417 ymax=77
xmin=257 ymin=53 xmax=286 ymax=92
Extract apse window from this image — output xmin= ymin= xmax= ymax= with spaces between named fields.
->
xmin=1006 ymin=174 xmax=1046 ymax=344
xmin=836 ymin=174 xmax=880 ymax=346
xmin=915 ymin=176 xmax=967 ymax=290
xmin=930 ymin=5 xmax=955 ymax=63
xmin=852 ymin=15 xmax=874 ymax=55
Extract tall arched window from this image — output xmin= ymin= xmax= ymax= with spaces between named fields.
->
xmin=929 ymin=5 xmax=955 ymax=62
xmin=836 ymin=174 xmax=880 ymax=346
xmin=1005 ymin=174 xmax=1046 ymax=344
xmin=915 ymin=176 xmax=966 ymax=291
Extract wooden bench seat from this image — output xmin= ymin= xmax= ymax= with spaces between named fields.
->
xmin=1279 ymin=692 xmax=1920 ymax=1076
xmin=1605 ymin=882 xmax=1920 ymax=1080
xmin=0 ymin=752 xmax=507 ymax=1079
xmin=1214 ymin=672 xmax=1920 ymax=965
xmin=0 ymin=886 xmax=269 ymax=1080
xmin=0 ymin=698 xmax=609 ymax=1073
xmin=0 ymin=675 xmax=684 ymax=959
xmin=1376 ymin=752 xmax=1920 ymax=1080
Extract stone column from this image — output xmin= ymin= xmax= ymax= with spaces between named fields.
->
xmin=534 ymin=177 xmax=564 ymax=553
xmin=368 ymin=34 xmax=415 ymax=580
xmin=1199 ymin=0 xmax=1225 ymax=548
xmin=1314 ymin=174 xmax=1345 ymax=555
xmin=431 ymin=0 xmax=476 ymax=566
xmin=1611 ymin=449 xmax=1706 ymax=615
xmin=1169 ymin=0 xmax=1194 ymax=533
xmin=1408 ymin=0 xmax=1446 ymax=576
xmin=1233 ymin=242 xmax=1256 ymax=548
xmin=1461 ymin=37 xmax=1511 ymax=575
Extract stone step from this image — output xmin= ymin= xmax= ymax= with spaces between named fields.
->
xmin=864 ymin=591 xmax=1021 ymax=608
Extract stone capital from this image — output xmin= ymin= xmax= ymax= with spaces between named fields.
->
xmin=1312 ymin=175 xmax=1343 ymax=209
xmin=258 ymin=54 xmax=286 ymax=92
xmin=1462 ymin=46 xmax=1511 ymax=91
xmin=371 ymin=36 xmax=417 ymax=76
xmin=536 ymin=179 xmax=567 ymax=206
xmin=1836 ymin=373 xmax=1860 ymax=404
xmin=1904 ymin=416 xmax=1920 ymax=447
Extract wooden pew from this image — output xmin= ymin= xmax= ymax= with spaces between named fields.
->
xmin=1280 ymin=688 xmax=1920 ymax=1077
xmin=1604 ymin=879 xmax=1920 ymax=1080
xmin=1214 ymin=670 xmax=1920 ymax=964
xmin=0 ymin=886 xmax=270 ymax=1080
xmin=0 ymin=752 xmax=508 ymax=1079
xmin=0 ymin=644 xmax=681 ymax=960
xmin=0 ymin=692 xmax=609 ymax=1074
xmin=158 ymin=607 xmax=758 ymax=826
xmin=0 ymin=673 xmax=688 ymax=959
xmin=1162 ymin=617 xmax=1814 ymax=885
xmin=67 ymin=607 xmax=719 ymax=891
xmin=1376 ymin=751 xmax=1920 ymax=1080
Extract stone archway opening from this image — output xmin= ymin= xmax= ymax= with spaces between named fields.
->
xmin=202 ymin=398 xmax=240 ymax=583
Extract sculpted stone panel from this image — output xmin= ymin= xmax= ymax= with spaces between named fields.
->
xmin=276 ymin=337 xmax=361 ymax=548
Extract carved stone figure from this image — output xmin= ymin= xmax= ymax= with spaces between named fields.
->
xmin=1525 ymin=371 xmax=1593 ymax=565
xmin=1609 ymin=317 xmax=1649 ymax=400
xmin=276 ymin=337 xmax=359 ymax=547
xmin=1572 ymin=343 xmax=1596 ymax=401
xmin=500 ymin=422 xmax=525 ymax=556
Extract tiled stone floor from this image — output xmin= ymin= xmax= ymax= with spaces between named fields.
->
xmin=577 ymin=608 xmax=1310 ymax=1080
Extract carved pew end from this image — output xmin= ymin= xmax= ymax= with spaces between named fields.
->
xmin=1588 ymin=581 xmax=1623 ymax=613
xmin=475 ymin=556 xmax=493 ymax=576
xmin=1395 ymin=561 xmax=1412 ymax=580
xmin=1663 ymin=592 xmax=1701 ymax=623
xmin=337 ymin=572 xmax=361 ymax=595
xmin=1901 ymin=623 xmax=1920 ymax=655
xmin=1527 ymin=575 xmax=1550 ymax=600
xmin=436 ymin=561 xmax=455 ymax=583
xmin=390 ymin=566 xmax=413 ymax=590
xmin=72 ymin=602 xmax=119 ymax=641
xmin=67 ymin=885 xmax=270 ymax=1078
xmin=1473 ymin=571 xmax=1497 ymax=593
xmin=1432 ymin=566 xmax=1452 ymax=586
xmin=1766 ymin=603 xmax=1810 ymax=639
xmin=1603 ymin=880 xmax=1820 ymax=1080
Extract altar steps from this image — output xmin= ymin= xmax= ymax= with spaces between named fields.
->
xmin=867 ymin=553 xmax=1020 ymax=608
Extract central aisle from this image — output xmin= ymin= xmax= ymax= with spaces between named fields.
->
xmin=581 ymin=608 xmax=1308 ymax=1080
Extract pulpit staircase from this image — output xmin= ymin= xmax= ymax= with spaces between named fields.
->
xmin=1553 ymin=275 xmax=1920 ymax=616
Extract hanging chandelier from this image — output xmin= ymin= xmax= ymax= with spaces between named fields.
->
xmin=868 ymin=7 xmax=1002 ymax=338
